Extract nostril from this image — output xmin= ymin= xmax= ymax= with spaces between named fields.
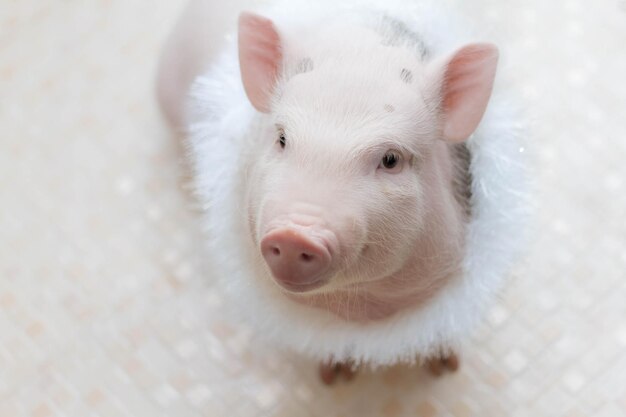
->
xmin=271 ymin=246 xmax=281 ymax=256
xmin=300 ymin=253 xmax=314 ymax=262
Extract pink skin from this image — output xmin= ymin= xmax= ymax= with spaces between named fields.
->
xmin=236 ymin=13 xmax=498 ymax=322
xmin=156 ymin=0 xmax=253 ymax=130
xmin=250 ymin=138 xmax=465 ymax=321
xmin=156 ymin=7 xmax=498 ymax=323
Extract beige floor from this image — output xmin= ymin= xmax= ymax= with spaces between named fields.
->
xmin=2 ymin=1 xmax=626 ymax=416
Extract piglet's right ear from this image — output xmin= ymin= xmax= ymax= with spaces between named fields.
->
xmin=436 ymin=43 xmax=499 ymax=143
xmin=238 ymin=12 xmax=282 ymax=113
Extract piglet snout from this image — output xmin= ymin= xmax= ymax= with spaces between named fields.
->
xmin=261 ymin=228 xmax=333 ymax=292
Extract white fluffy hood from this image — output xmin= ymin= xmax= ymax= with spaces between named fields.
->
xmin=187 ymin=0 xmax=531 ymax=366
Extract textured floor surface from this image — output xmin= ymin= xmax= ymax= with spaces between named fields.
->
xmin=2 ymin=1 xmax=626 ymax=416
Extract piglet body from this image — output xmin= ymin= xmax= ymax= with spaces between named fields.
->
xmin=158 ymin=0 xmax=529 ymax=368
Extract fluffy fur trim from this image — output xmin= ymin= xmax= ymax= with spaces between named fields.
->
xmin=187 ymin=0 xmax=531 ymax=366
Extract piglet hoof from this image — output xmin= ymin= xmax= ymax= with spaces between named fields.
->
xmin=319 ymin=362 xmax=339 ymax=385
xmin=319 ymin=360 xmax=358 ymax=385
xmin=425 ymin=351 xmax=460 ymax=377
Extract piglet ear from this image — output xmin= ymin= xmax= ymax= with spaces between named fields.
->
xmin=238 ymin=12 xmax=282 ymax=113
xmin=436 ymin=43 xmax=499 ymax=143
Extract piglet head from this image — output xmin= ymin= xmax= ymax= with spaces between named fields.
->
xmin=238 ymin=12 xmax=498 ymax=294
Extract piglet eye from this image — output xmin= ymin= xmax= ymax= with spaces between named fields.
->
xmin=278 ymin=131 xmax=286 ymax=149
xmin=379 ymin=150 xmax=402 ymax=171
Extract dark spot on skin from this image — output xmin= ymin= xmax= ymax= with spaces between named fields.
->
xmin=384 ymin=104 xmax=395 ymax=113
xmin=295 ymin=57 xmax=314 ymax=74
xmin=400 ymin=68 xmax=413 ymax=84
xmin=379 ymin=16 xmax=429 ymax=58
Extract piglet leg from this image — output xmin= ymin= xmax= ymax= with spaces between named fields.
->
xmin=425 ymin=351 xmax=460 ymax=376
xmin=319 ymin=360 xmax=358 ymax=385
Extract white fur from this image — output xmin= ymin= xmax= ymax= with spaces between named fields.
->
xmin=187 ymin=0 xmax=530 ymax=366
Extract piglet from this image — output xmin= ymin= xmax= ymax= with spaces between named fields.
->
xmin=157 ymin=0 xmax=527 ymax=384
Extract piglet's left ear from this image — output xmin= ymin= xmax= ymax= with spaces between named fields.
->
xmin=435 ymin=43 xmax=499 ymax=143
xmin=238 ymin=12 xmax=282 ymax=113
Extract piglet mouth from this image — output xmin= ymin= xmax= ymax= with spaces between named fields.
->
xmin=274 ymin=276 xmax=329 ymax=293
